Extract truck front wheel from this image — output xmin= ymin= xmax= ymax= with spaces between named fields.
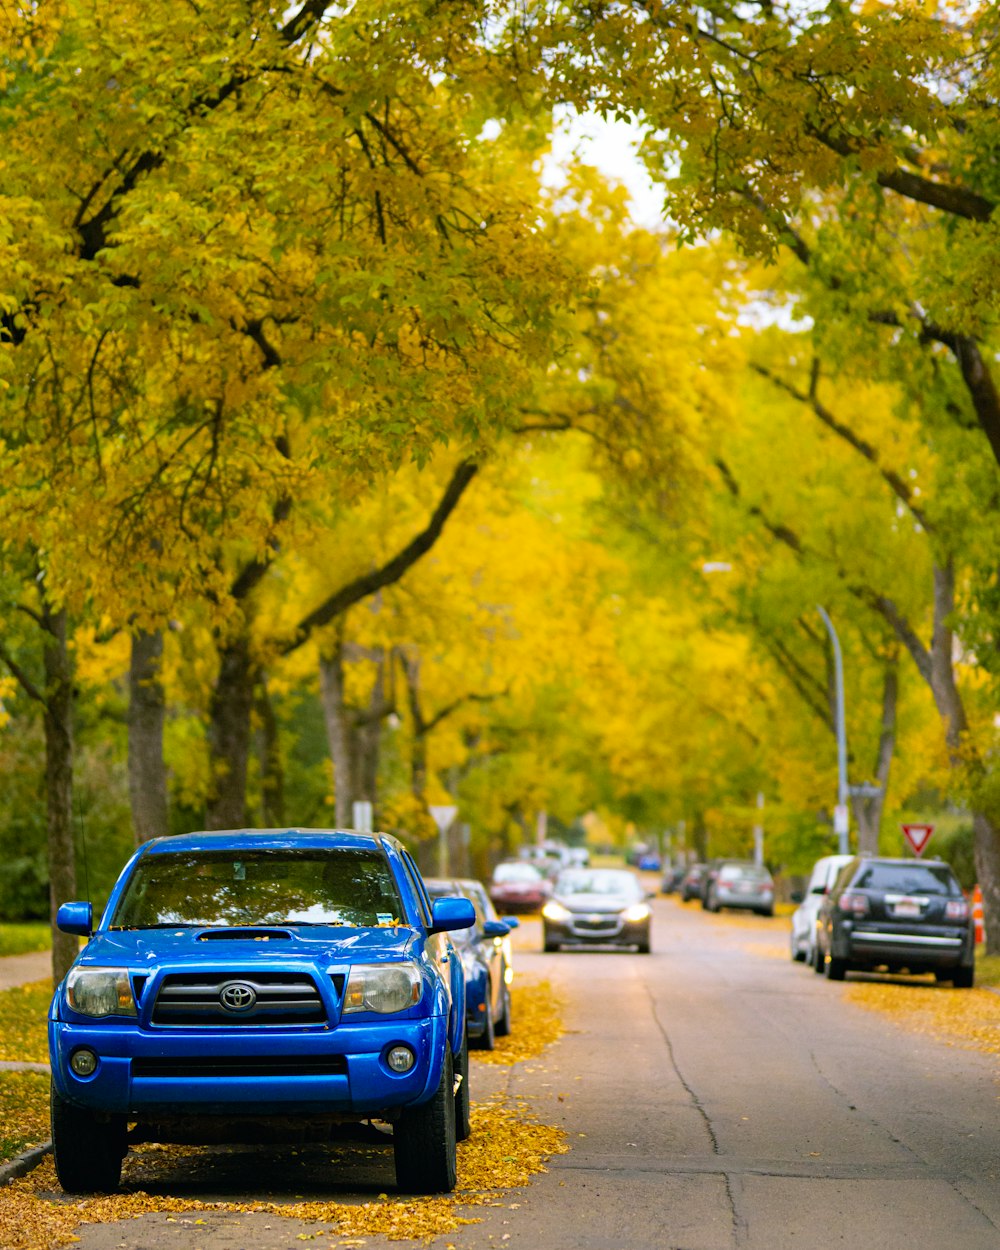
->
xmin=51 ymin=1083 xmax=126 ymax=1193
xmin=394 ymin=1050 xmax=457 ymax=1193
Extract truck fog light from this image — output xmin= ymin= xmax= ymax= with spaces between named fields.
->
xmin=70 ymin=1048 xmax=98 ymax=1077
xmin=387 ymin=1045 xmax=415 ymax=1073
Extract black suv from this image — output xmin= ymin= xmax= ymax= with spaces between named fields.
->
xmin=815 ymin=856 xmax=974 ymax=986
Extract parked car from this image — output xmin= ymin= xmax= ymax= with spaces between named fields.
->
xmin=660 ymin=864 xmax=687 ymax=894
xmin=488 ymin=861 xmax=551 ymax=913
xmin=424 ymin=877 xmax=517 ymax=1050
xmin=541 ymin=868 xmax=651 ymax=953
xmin=789 ymin=854 xmax=854 ymax=964
xmin=704 ymin=862 xmax=775 ymax=916
xmin=48 ymin=828 xmax=475 ymax=1195
xmin=680 ymin=863 xmax=707 ymax=902
xmin=814 ymin=856 xmax=974 ymax=985
xmin=700 ymin=858 xmax=757 ymax=909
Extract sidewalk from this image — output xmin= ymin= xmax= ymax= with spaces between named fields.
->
xmin=0 ymin=950 xmax=50 ymax=991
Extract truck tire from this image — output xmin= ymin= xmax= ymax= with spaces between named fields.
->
xmin=454 ymin=1031 xmax=471 ymax=1142
xmin=394 ymin=1049 xmax=457 ymax=1193
xmin=494 ymin=981 xmax=512 ymax=1037
xmin=51 ymin=1083 xmax=126 ymax=1194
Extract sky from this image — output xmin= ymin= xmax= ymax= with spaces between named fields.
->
xmin=545 ymin=107 xmax=666 ymax=229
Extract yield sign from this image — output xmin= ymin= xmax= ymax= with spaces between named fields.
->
xmin=901 ymin=823 xmax=934 ymax=856
xmin=429 ymin=805 xmax=458 ymax=833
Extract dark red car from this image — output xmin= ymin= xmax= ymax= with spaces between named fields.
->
xmin=488 ymin=861 xmax=551 ymax=913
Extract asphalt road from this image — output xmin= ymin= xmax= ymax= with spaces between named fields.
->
xmin=68 ymin=894 xmax=1000 ymax=1250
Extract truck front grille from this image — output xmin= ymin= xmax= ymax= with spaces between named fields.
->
xmin=151 ymin=972 xmax=327 ymax=1026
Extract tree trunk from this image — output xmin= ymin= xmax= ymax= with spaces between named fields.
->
xmin=402 ymin=652 xmax=429 ymax=806
xmin=319 ymin=642 xmax=359 ymax=827
xmin=128 ymin=629 xmax=169 ymax=845
xmin=256 ymin=677 xmax=285 ymax=828
xmin=973 ymin=812 xmax=1000 ymax=955
xmin=43 ymin=605 xmax=77 ymax=986
xmin=851 ymin=654 xmax=897 ymax=856
xmin=206 ymin=633 xmax=257 ymax=830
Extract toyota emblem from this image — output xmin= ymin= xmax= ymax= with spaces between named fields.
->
xmin=219 ymin=981 xmax=257 ymax=1013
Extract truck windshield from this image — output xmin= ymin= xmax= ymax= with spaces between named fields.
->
xmin=109 ymin=848 xmax=404 ymax=929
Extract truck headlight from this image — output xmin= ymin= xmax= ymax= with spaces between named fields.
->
xmin=343 ymin=963 xmax=421 ymax=1014
xmin=542 ymin=901 xmax=571 ymax=922
xmin=622 ymin=904 xmax=651 ymax=923
xmin=66 ymin=968 xmax=137 ymax=1018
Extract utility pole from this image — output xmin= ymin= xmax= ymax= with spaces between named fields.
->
xmin=817 ymin=606 xmax=849 ymax=855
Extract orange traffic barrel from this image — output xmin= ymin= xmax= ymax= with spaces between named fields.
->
xmin=972 ymin=884 xmax=984 ymax=944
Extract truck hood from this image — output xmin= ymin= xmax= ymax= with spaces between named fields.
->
xmin=73 ymin=926 xmax=417 ymax=970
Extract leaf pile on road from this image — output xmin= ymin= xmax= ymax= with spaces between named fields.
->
xmin=0 ymin=977 xmax=567 ymax=1248
xmin=845 ymin=980 xmax=1000 ymax=1055
xmin=470 ymin=977 xmax=564 ymax=1066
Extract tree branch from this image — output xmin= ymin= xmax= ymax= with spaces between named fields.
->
xmin=280 ymin=458 xmax=479 ymax=655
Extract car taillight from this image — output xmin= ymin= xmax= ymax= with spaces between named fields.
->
xmin=837 ymin=892 xmax=870 ymax=916
xmin=946 ymin=899 xmax=970 ymax=921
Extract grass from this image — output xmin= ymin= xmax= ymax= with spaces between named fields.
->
xmin=0 ymin=1072 xmax=49 ymax=1163
xmin=0 ymin=981 xmax=50 ymax=1065
xmin=0 ymin=925 xmax=50 ymax=959
xmin=0 ymin=976 xmax=52 ymax=1165
xmin=973 ymin=950 xmax=1000 ymax=987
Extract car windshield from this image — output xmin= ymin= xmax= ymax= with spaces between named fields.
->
xmin=852 ymin=862 xmax=959 ymax=896
xmin=110 ymin=848 xmax=404 ymax=929
xmin=493 ymin=863 xmax=542 ymax=883
xmin=556 ymin=870 xmax=640 ymax=897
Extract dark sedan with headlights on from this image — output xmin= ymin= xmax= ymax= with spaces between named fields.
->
xmin=541 ymin=868 xmax=651 ymax=953
xmin=815 ymin=856 xmax=975 ymax=986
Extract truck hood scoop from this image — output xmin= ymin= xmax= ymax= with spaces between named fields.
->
xmin=196 ymin=928 xmax=292 ymax=941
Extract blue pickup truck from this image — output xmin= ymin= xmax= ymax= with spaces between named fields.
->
xmin=48 ymin=828 xmax=474 ymax=1195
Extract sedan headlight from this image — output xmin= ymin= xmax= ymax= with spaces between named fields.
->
xmin=542 ymin=901 xmax=571 ymax=922
xmin=343 ymin=963 xmax=421 ymax=1014
xmin=622 ymin=904 xmax=651 ymax=923
xmin=66 ymin=967 xmax=137 ymax=1018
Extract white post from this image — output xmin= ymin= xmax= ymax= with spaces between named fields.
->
xmin=753 ymin=792 xmax=764 ymax=866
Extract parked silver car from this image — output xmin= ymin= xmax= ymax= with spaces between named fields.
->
xmin=704 ymin=862 xmax=775 ymax=916
xmin=789 ymin=854 xmax=854 ymax=964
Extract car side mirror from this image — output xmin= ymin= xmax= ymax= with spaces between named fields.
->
xmin=482 ymin=919 xmax=510 ymax=938
xmin=57 ymin=901 xmax=93 ymax=938
xmin=500 ymin=916 xmax=520 ymax=930
xmin=429 ymin=897 xmax=477 ymax=934
xmin=790 ymin=890 xmax=804 ymax=904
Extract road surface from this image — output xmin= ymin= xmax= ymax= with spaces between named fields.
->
xmin=68 ymin=894 xmax=1000 ymax=1250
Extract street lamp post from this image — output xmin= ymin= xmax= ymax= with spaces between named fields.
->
xmin=816 ymin=606 xmax=849 ymax=855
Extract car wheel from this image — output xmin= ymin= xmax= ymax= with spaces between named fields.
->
xmin=494 ymin=980 xmax=512 ymax=1037
xmin=51 ymin=1083 xmax=126 ymax=1194
xmin=394 ymin=1048 xmax=457 ymax=1193
xmin=637 ymin=935 xmax=651 ymax=954
xmin=791 ymin=936 xmax=804 ymax=962
xmin=952 ymin=964 xmax=975 ymax=989
xmin=454 ymin=1030 xmax=471 ymax=1142
xmin=813 ymin=944 xmax=826 ymax=975
xmin=543 ymin=927 xmax=559 ymax=953
xmin=825 ymin=955 xmax=848 ymax=981
xmin=473 ymin=991 xmax=496 ymax=1051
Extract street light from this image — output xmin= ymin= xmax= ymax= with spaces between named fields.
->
xmin=816 ymin=606 xmax=849 ymax=855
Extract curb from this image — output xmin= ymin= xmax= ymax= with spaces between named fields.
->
xmin=0 ymin=1061 xmax=50 ymax=1074
xmin=0 ymin=1142 xmax=51 ymax=1188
